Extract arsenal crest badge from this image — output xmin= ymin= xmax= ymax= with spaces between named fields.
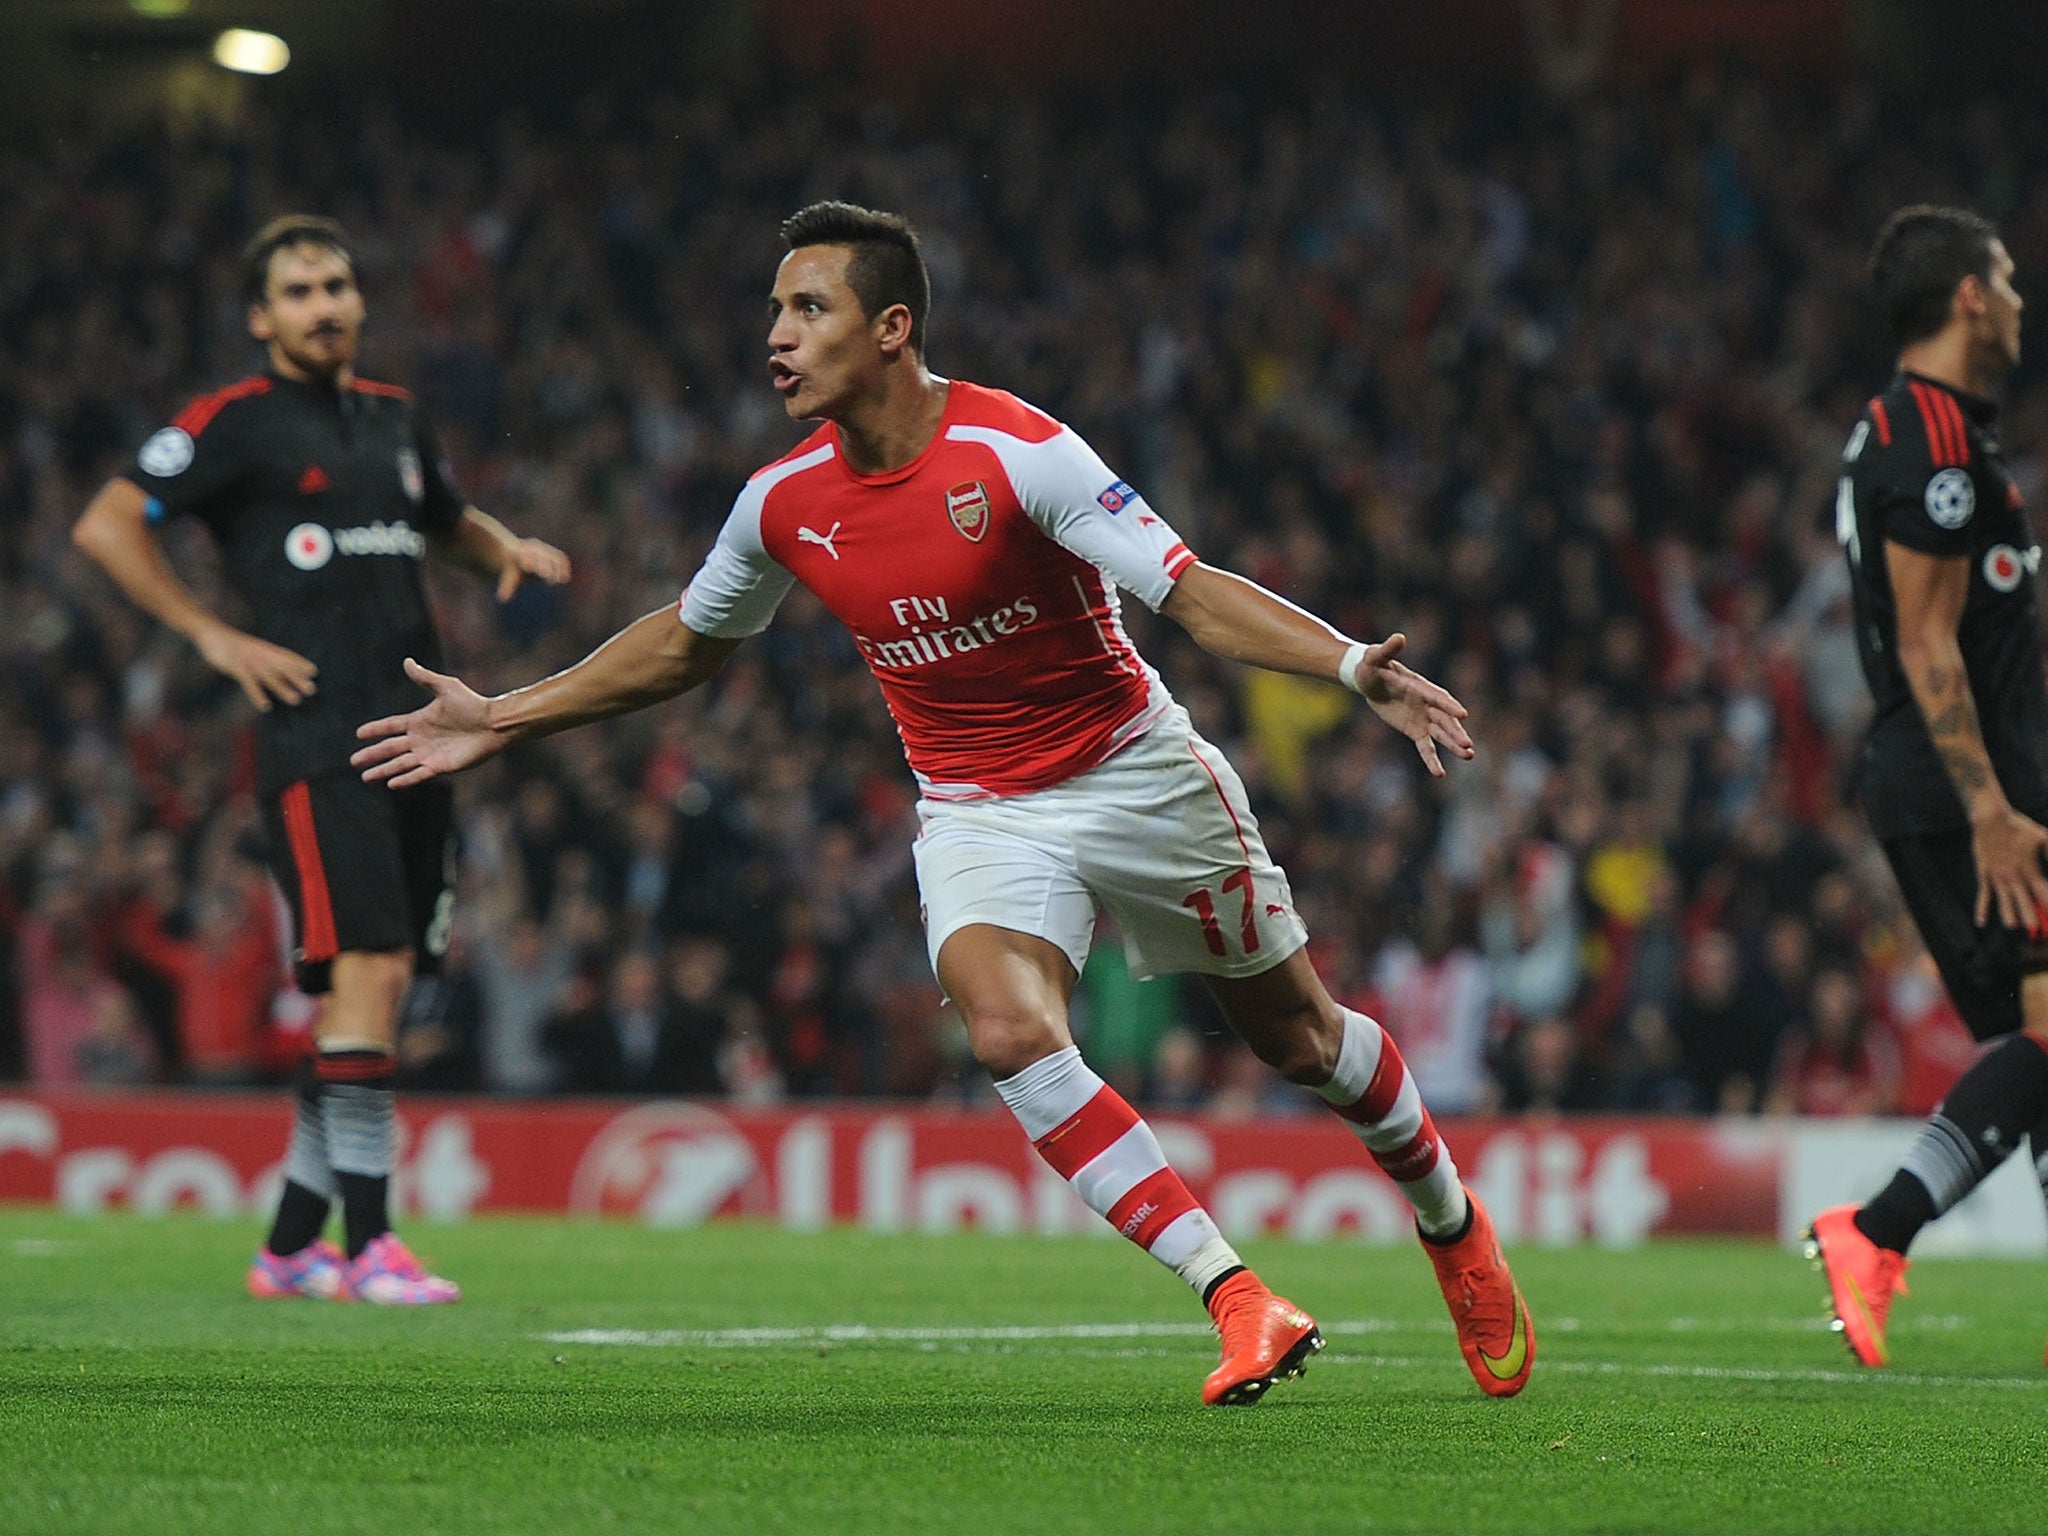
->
xmin=946 ymin=480 xmax=990 ymax=542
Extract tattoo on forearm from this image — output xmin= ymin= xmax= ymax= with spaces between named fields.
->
xmin=1938 ymin=746 xmax=1992 ymax=797
xmin=1927 ymin=700 xmax=1973 ymax=736
xmin=1913 ymin=654 xmax=1995 ymax=802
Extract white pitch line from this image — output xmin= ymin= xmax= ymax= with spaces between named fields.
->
xmin=543 ymin=1322 xmax=1227 ymax=1347
xmin=532 ymin=1323 xmax=2048 ymax=1390
xmin=536 ymin=1335 xmax=2039 ymax=1392
xmin=536 ymin=1314 xmax=1976 ymax=1350
xmin=7 ymin=1238 xmax=74 ymax=1257
xmin=928 ymin=1346 xmax=2048 ymax=1391
xmin=1312 ymin=1354 xmax=2048 ymax=1391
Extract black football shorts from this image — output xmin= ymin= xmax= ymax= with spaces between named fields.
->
xmin=260 ymin=771 xmax=456 ymax=993
xmin=1881 ymin=828 xmax=2048 ymax=1042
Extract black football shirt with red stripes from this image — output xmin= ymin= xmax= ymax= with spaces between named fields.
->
xmin=124 ymin=371 xmax=465 ymax=793
xmin=1835 ymin=369 xmax=2048 ymax=837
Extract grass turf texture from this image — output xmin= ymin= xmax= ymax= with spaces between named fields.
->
xmin=4 ymin=1213 xmax=2047 ymax=1535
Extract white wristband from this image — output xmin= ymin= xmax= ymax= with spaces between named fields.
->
xmin=1338 ymin=640 xmax=1369 ymax=695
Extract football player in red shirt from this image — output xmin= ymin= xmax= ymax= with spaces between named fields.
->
xmin=355 ymin=202 xmax=1532 ymax=1403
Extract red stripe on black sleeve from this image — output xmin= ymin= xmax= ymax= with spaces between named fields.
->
xmin=1910 ymin=380 xmax=1964 ymax=467
xmin=1869 ymin=399 xmax=1892 ymax=446
xmin=280 ymin=781 xmax=339 ymax=961
xmin=1906 ymin=381 xmax=1938 ymax=464
xmin=172 ymin=375 xmax=272 ymax=438
xmin=1937 ymin=392 xmax=1971 ymax=466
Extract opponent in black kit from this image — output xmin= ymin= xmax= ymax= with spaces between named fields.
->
xmin=1805 ymin=206 xmax=2047 ymax=1367
xmin=72 ymin=216 xmax=570 ymax=1303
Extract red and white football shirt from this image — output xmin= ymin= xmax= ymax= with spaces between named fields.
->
xmin=680 ymin=381 xmax=1199 ymax=798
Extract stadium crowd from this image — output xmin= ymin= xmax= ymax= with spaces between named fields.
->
xmin=4 ymin=67 xmax=2045 ymax=1117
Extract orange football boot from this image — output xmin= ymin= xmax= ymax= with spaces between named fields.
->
xmin=1201 ymin=1271 xmax=1324 ymax=1406
xmin=1420 ymin=1188 xmax=1535 ymax=1397
xmin=1806 ymin=1205 xmax=1909 ymax=1367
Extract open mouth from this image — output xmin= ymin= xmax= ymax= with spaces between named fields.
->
xmin=768 ymin=359 xmax=802 ymax=395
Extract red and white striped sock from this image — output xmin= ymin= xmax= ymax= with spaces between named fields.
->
xmin=1315 ymin=1008 xmax=1469 ymax=1236
xmin=995 ymin=1046 xmax=1243 ymax=1298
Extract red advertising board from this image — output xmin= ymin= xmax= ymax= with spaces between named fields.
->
xmin=0 ymin=1093 xmax=1780 ymax=1246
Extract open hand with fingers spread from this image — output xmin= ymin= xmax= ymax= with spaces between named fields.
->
xmin=1346 ymin=633 xmax=1475 ymax=778
xmin=352 ymin=658 xmax=503 ymax=787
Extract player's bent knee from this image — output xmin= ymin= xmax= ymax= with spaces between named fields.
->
xmin=1267 ymin=1030 xmax=1341 ymax=1087
xmin=963 ymin=1008 xmax=1070 ymax=1081
xmin=1245 ymin=1004 xmax=1343 ymax=1086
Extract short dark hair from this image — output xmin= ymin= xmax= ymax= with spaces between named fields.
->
xmin=780 ymin=201 xmax=931 ymax=352
xmin=240 ymin=215 xmax=355 ymax=306
xmin=1870 ymin=206 xmax=2000 ymax=346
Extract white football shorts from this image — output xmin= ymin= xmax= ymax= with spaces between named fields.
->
xmin=912 ymin=705 xmax=1310 ymax=982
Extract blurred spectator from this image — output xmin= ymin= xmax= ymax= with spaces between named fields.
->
xmin=1618 ymin=868 xmax=1688 ymax=1024
xmin=661 ymin=935 xmax=744 ymax=1096
xmin=1875 ymin=944 xmax=1980 ymax=1119
xmin=539 ymin=967 xmax=616 ymax=1094
xmin=718 ymin=1001 xmax=785 ymax=1105
xmin=1675 ymin=930 xmax=1756 ymax=1113
xmin=1495 ymin=1013 xmax=1604 ymax=1115
xmin=395 ymin=930 xmax=485 ymax=1091
xmin=539 ymin=945 xmax=733 ymax=1094
xmin=20 ymin=897 xmax=155 ymax=1087
xmin=73 ymin=987 xmax=157 ymax=1087
xmin=1480 ymin=841 xmax=1580 ymax=1027
xmin=1602 ymin=1004 xmax=1703 ymax=1113
xmin=472 ymin=914 xmax=574 ymax=1093
xmin=1145 ymin=1026 xmax=1213 ymax=1111
xmin=1767 ymin=964 xmax=1902 ymax=1118
xmin=764 ymin=899 xmax=838 ymax=1097
xmin=112 ymin=863 xmax=282 ymax=1085
xmin=1370 ymin=881 xmax=1494 ymax=1114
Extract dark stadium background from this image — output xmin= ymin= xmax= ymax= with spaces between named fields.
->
xmin=5 ymin=0 xmax=2048 ymax=1124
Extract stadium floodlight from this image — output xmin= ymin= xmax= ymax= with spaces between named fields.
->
xmin=212 ymin=28 xmax=290 ymax=75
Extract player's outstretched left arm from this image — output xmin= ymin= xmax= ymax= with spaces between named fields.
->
xmin=1161 ymin=562 xmax=1474 ymax=777
xmin=352 ymin=607 xmax=741 ymax=788
xmin=436 ymin=506 xmax=572 ymax=601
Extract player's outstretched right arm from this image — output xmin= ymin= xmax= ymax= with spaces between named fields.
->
xmin=72 ymin=478 xmax=318 ymax=712
xmin=351 ymin=607 xmax=741 ymax=788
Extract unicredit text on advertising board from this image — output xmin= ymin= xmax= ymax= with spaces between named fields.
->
xmin=0 ymin=1093 xmax=1790 ymax=1246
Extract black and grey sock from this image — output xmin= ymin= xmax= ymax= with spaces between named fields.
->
xmin=1857 ymin=1033 xmax=2048 ymax=1254
xmin=318 ymin=1048 xmax=397 ymax=1259
xmin=265 ymin=1060 xmax=336 ymax=1256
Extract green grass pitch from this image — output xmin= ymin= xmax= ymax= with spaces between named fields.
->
xmin=4 ymin=1211 xmax=2048 ymax=1535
